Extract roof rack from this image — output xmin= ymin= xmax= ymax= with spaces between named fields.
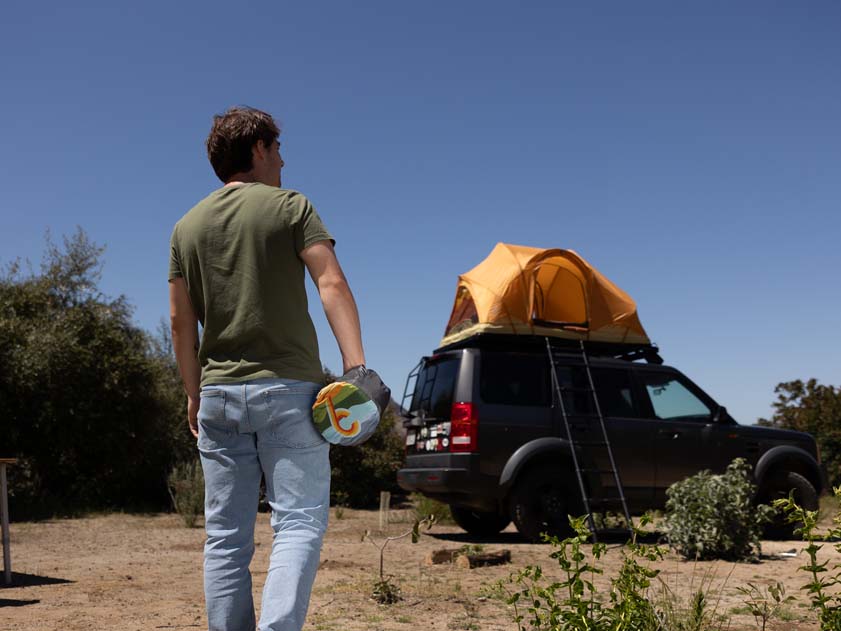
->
xmin=434 ymin=333 xmax=663 ymax=364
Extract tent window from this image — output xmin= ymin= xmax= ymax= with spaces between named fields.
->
xmin=444 ymin=287 xmax=478 ymax=337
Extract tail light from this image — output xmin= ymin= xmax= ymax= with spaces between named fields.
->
xmin=450 ymin=402 xmax=478 ymax=452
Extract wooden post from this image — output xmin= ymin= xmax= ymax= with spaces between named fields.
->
xmin=0 ymin=459 xmax=13 ymax=586
xmin=378 ymin=491 xmax=391 ymax=531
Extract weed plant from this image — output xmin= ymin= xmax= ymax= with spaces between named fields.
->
xmin=490 ymin=515 xmax=666 ymax=630
xmin=775 ymin=486 xmax=841 ymax=630
xmin=167 ymin=459 xmax=204 ymax=527
xmin=485 ymin=513 xmax=795 ymax=631
xmin=735 ymin=582 xmax=794 ymax=631
xmin=363 ymin=516 xmax=436 ymax=604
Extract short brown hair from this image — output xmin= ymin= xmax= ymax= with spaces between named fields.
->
xmin=206 ymin=106 xmax=280 ymax=182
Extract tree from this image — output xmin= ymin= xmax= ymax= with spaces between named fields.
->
xmin=0 ymin=229 xmax=190 ymax=517
xmin=758 ymin=379 xmax=841 ymax=486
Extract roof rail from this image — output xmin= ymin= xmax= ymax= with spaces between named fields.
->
xmin=434 ymin=333 xmax=663 ymax=364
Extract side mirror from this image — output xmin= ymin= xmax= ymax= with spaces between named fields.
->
xmin=714 ymin=405 xmax=728 ymax=423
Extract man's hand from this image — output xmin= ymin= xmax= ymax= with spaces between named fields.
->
xmin=170 ymin=277 xmax=202 ymax=438
xmin=187 ymin=395 xmax=200 ymax=438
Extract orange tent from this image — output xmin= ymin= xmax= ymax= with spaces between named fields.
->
xmin=442 ymin=243 xmax=650 ymax=347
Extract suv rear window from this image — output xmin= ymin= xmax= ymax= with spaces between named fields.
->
xmin=480 ymin=352 xmax=551 ymax=406
xmin=410 ymin=356 xmax=460 ymax=420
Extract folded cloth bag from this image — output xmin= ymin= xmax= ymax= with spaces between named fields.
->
xmin=312 ymin=366 xmax=391 ymax=446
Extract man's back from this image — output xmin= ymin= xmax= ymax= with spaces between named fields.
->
xmin=169 ymin=183 xmax=332 ymax=386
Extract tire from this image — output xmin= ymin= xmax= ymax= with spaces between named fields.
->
xmin=510 ymin=465 xmax=580 ymax=543
xmin=758 ymin=471 xmax=819 ymax=539
xmin=449 ymin=505 xmax=511 ymax=536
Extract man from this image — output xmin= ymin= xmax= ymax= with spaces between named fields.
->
xmin=168 ymin=106 xmax=365 ymax=631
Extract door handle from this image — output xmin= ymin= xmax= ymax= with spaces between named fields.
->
xmin=658 ymin=429 xmax=681 ymax=439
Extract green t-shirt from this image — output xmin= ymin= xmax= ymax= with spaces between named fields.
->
xmin=168 ymin=183 xmax=333 ymax=387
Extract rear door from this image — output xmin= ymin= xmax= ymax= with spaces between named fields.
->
xmin=555 ymin=362 xmax=656 ymax=507
xmin=591 ymin=366 xmax=656 ymax=506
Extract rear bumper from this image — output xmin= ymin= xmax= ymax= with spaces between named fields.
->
xmin=396 ymin=454 xmax=501 ymax=511
xmin=397 ymin=466 xmax=473 ymax=493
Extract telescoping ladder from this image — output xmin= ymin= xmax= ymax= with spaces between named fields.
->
xmin=544 ymin=338 xmax=632 ymax=542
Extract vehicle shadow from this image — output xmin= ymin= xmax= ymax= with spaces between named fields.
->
xmin=430 ymin=530 xmax=666 ymax=545
xmin=430 ymin=531 xmax=527 ymax=545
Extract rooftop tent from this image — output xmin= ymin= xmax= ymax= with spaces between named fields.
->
xmin=441 ymin=243 xmax=650 ymax=347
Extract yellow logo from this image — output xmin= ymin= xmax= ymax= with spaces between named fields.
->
xmin=314 ymin=382 xmax=360 ymax=437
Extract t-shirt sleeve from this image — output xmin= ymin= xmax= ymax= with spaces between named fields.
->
xmin=168 ymin=226 xmax=183 ymax=281
xmin=293 ymin=194 xmax=335 ymax=254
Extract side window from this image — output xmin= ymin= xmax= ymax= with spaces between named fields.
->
xmin=638 ymin=372 xmax=711 ymax=421
xmin=554 ymin=366 xmax=640 ymax=418
xmin=480 ymin=352 xmax=550 ymax=407
xmin=591 ymin=368 xmax=640 ymax=418
xmin=411 ymin=358 xmax=460 ymax=419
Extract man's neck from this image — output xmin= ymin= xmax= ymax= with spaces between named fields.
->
xmin=224 ymin=173 xmax=257 ymax=187
xmin=224 ymin=175 xmax=278 ymax=188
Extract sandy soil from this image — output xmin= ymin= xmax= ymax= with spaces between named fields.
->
xmin=0 ymin=508 xmax=833 ymax=631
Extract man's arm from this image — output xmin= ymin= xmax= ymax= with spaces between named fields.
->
xmin=300 ymin=240 xmax=366 ymax=373
xmin=169 ymin=277 xmax=201 ymax=438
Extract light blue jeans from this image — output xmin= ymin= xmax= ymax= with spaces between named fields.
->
xmin=197 ymin=378 xmax=329 ymax=631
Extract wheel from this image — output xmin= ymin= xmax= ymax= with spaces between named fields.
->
xmin=449 ymin=505 xmax=511 ymax=536
xmin=510 ymin=465 xmax=580 ymax=543
xmin=758 ymin=471 xmax=818 ymax=539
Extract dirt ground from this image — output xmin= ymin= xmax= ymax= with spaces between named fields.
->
xmin=1 ymin=507 xmax=835 ymax=631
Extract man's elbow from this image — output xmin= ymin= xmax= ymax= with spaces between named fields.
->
xmin=317 ymin=274 xmax=350 ymax=296
xmin=170 ymin=312 xmax=196 ymax=337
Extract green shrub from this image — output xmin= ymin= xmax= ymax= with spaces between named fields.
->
xmin=167 ymin=460 xmax=204 ymax=527
xmin=665 ymin=458 xmax=773 ymax=561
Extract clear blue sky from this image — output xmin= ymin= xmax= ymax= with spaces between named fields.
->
xmin=1 ymin=1 xmax=838 ymax=424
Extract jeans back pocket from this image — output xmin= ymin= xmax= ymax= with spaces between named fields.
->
xmin=262 ymin=386 xmax=324 ymax=448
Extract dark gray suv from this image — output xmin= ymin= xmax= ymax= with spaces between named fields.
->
xmin=396 ymin=334 xmax=825 ymax=541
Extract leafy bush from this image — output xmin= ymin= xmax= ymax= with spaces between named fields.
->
xmin=1 ymin=230 xmax=194 ymax=518
xmin=167 ymin=460 xmax=204 ymax=527
xmin=775 ymin=486 xmax=841 ymax=630
xmin=321 ymin=369 xmax=405 ymax=508
xmin=665 ymin=458 xmax=773 ymax=561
